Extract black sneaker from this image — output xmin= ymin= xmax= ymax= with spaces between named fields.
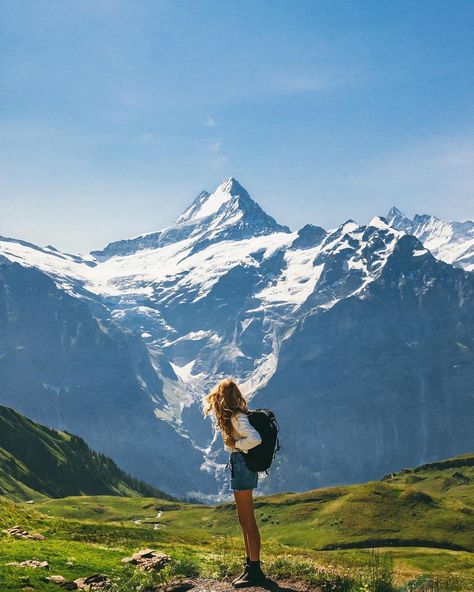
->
xmin=232 ymin=560 xmax=250 ymax=585
xmin=232 ymin=563 xmax=268 ymax=588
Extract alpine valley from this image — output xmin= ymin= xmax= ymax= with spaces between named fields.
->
xmin=1 ymin=178 xmax=473 ymax=500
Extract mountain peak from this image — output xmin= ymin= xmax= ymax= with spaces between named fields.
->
xmin=174 ymin=178 xmax=289 ymax=236
xmin=386 ymin=207 xmax=409 ymax=224
xmin=368 ymin=216 xmax=391 ymax=230
xmin=219 ymin=176 xmax=243 ymax=193
xmin=91 ymin=177 xmax=289 ymax=260
xmin=387 ymin=206 xmax=407 ymax=217
xmin=175 ymin=177 xmax=249 ymax=225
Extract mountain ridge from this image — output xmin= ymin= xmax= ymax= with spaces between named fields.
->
xmin=91 ymin=177 xmax=290 ymax=260
xmin=0 ymin=405 xmax=175 ymax=501
xmin=386 ymin=206 xmax=474 ymax=271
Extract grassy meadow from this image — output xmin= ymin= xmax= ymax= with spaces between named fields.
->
xmin=1 ymin=453 xmax=473 ymax=591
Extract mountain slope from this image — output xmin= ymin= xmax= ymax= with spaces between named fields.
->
xmin=386 ymin=207 xmax=474 ymax=271
xmin=0 ymin=259 xmax=214 ymax=497
xmin=0 ymin=405 xmax=174 ymax=501
xmin=253 ymin=235 xmax=474 ymax=492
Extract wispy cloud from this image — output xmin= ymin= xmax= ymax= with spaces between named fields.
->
xmin=205 ymin=114 xmax=217 ymax=127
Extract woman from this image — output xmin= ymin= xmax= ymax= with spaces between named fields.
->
xmin=203 ymin=378 xmax=268 ymax=588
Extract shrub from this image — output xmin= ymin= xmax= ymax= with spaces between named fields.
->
xmin=399 ymin=574 xmax=464 ymax=592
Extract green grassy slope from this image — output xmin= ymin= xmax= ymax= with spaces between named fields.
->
xmin=382 ymin=453 xmax=474 ymax=505
xmin=0 ymin=405 xmax=174 ymax=501
xmin=244 ymin=452 xmax=474 ymax=552
xmin=35 ymin=452 xmax=474 ymax=553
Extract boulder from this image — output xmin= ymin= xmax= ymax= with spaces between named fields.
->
xmin=121 ymin=548 xmax=171 ymax=572
xmin=73 ymin=573 xmax=110 ymax=590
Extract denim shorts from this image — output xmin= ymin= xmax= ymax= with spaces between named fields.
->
xmin=229 ymin=451 xmax=258 ymax=491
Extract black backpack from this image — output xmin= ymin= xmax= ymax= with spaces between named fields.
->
xmin=242 ymin=408 xmax=280 ymax=473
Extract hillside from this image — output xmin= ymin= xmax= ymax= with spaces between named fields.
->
xmin=32 ymin=452 xmax=474 ymax=554
xmin=34 ymin=452 xmax=474 ymax=553
xmin=0 ymin=405 xmax=174 ymax=501
xmin=243 ymin=452 xmax=474 ymax=553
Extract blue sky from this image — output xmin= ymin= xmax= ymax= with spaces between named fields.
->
xmin=1 ymin=1 xmax=473 ymax=253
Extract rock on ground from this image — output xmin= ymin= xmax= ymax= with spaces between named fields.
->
xmin=44 ymin=573 xmax=110 ymax=590
xmin=3 ymin=525 xmax=45 ymax=540
xmin=45 ymin=575 xmax=68 ymax=584
xmin=121 ymin=548 xmax=171 ymax=572
xmin=74 ymin=573 xmax=111 ymax=590
xmin=6 ymin=560 xmax=49 ymax=569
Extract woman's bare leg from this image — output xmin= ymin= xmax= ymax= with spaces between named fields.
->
xmin=233 ymin=489 xmax=260 ymax=560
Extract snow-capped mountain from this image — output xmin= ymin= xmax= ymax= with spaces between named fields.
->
xmin=0 ymin=178 xmax=473 ymax=499
xmin=253 ymin=233 xmax=474 ymax=491
xmin=91 ymin=178 xmax=290 ymax=260
xmin=387 ymin=207 xmax=474 ymax=271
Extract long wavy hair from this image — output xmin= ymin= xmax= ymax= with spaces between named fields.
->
xmin=202 ymin=378 xmax=248 ymax=445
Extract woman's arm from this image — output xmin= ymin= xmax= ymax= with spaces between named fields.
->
xmin=231 ymin=413 xmax=262 ymax=453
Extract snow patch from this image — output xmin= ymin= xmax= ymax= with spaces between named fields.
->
xmin=170 ymin=360 xmax=196 ymax=382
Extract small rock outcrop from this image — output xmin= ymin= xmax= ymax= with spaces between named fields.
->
xmin=6 ymin=559 xmax=49 ymax=569
xmin=121 ymin=548 xmax=171 ymax=572
xmin=44 ymin=573 xmax=110 ymax=590
xmin=3 ymin=525 xmax=45 ymax=540
xmin=74 ymin=573 xmax=111 ymax=590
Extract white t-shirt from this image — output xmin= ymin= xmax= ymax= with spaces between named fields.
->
xmin=223 ymin=411 xmax=262 ymax=454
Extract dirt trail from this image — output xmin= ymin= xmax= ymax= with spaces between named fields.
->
xmin=164 ymin=577 xmax=319 ymax=592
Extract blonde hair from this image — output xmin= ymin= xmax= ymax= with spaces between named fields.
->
xmin=202 ymin=378 xmax=248 ymax=445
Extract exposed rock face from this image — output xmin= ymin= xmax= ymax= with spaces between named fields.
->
xmin=386 ymin=206 xmax=474 ymax=271
xmin=253 ymin=237 xmax=474 ymax=491
xmin=44 ymin=573 xmax=110 ymax=590
xmin=45 ymin=575 xmax=68 ymax=584
xmin=0 ymin=261 xmax=214 ymax=497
